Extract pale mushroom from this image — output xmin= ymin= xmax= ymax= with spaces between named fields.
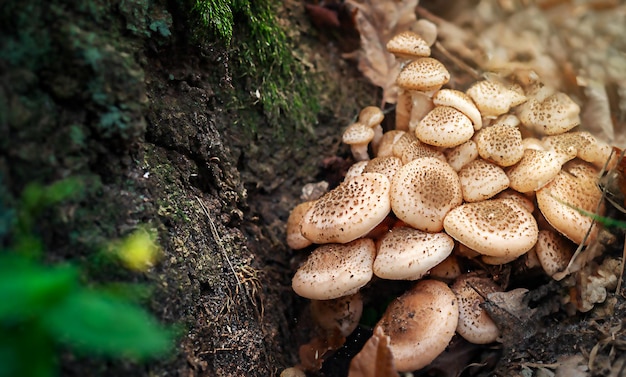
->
xmin=292 ymin=238 xmax=376 ymax=300
xmin=495 ymin=189 xmax=535 ymax=213
xmin=443 ymin=198 xmax=539 ymax=258
xmin=396 ymin=58 xmax=450 ymax=93
xmin=376 ymin=279 xmax=458 ymax=372
xmin=376 ymin=130 xmax=405 ymax=158
xmin=535 ymin=230 xmax=575 ymax=280
xmin=286 ymin=200 xmax=316 ymax=250
xmin=475 ymin=123 xmax=524 ymax=167
xmin=363 ymin=156 xmax=403 ymax=181
xmin=391 ymin=157 xmax=463 ymax=232
xmin=395 ymin=90 xmax=412 ymax=131
xmin=517 ymin=92 xmax=580 ymax=135
xmin=358 ymin=106 xmax=385 ymax=152
xmin=408 ymin=91 xmax=435 ymax=134
xmin=541 ymin=131 xmax=614 ymax=169
xmin=400 ymin=139 xmax=446 ymax=165
xmin=386 ymin=30 xmax=431 ymax=60
xmin=343 ymin=122 xmax=375 ymax=161
xmin=429 ymin=254 xmax=462 ymax=282
xmin=506 ymin=149 xmax=571 ymax=193
xmin=310 ymin=292 xmax=363 ymax=337
xmin=433 ymin=89 xmax=483 ymax=130
xmin=458 ymin=159 xmax=510 ymax=202
xmin=300 ymin=173 xmax=391 ymax=244
xmin=445 ymin=140 xmax=479 ymax=172
xmin=373 ymin=227 xmax=455 ymax=280
xmin=451 ymin=275 xmax=502 ymax=344
xmin=411 ymin=19 xmax=438 ymax=47
xmin=466 ymin=80 xmax=527 ymax=118
xmin=344 ymin=160 xmax=369 ymax=180
xmin=415 ymin=106 xmax=475 ymax=148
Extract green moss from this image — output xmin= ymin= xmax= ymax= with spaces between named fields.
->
xmin=189 ymin=0 xmax=319 ymax=135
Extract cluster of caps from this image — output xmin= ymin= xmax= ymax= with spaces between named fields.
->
xmin=286 ymin=30 xmax=616 ymax=372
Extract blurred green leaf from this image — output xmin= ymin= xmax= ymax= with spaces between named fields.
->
xmin=0 ymin=323 xmax=56 ymax=377
xmin=45 ymin=289 xmax=173 ymax=359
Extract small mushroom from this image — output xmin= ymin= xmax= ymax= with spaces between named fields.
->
xmin=400 ymin=139 xmax=446 ymax=165
xmin=458 ymin=159 xmax=510 ymax=202
xmin=311 ymin=292 xmax=363 ymax=337
xmin=443 ymin=198 xmax=538 ymax=258
xmin=363 ymin=156 xmax=403 ymax=181
xmin=396 ymin=58 xmax=450 ymax=93
xmin=343 ymin=122 xmax=375 ymax=161
xmin=286 ymin=200 xmax=316 ymax=250
xmin=475 ymin=123 xmax=524 ymax=167
xmin=445 ymin=140 xmax=479 ymax=172
xmin=506 ymin=149 xmax=571 ymax=193
xmin=542 ymin=131 xmax=614 ymax=169
xmin=292 ymin=238 xmax=376 ymax=300
xmin=535 ymin=230 xmax=575 ymax=280
xmin=376 ymin=279 xmax=458 ymax=372
xmin=415 ymin=106 xmax=475 ymax=148
xmin=433 ymin=89 xmax=483 ymax=130
xmin=373 ymin=227 xmax=454 ymax=280
xmin=466 ymin=80 xmax=527 ymax=118
xmin=451 ymin=275 xmax=502 ymax=344
xmin=429 ymin=254 xmax=462 ymax=282
xmin=516 ymin=92 xmax=580 ymax=135
xmin=358 ymin=106 xmax=385 ymax=152
xmin=376 ymin=130 xmax=405 ymax=158
xmin=301 ymin=173 xmax=391 ymax=244
xmin=391 ymin=157 xmax=463 ymax=232
xmin=386 ymin=30 xmax=431 ymax=60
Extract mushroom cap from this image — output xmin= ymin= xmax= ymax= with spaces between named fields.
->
xmin=311 ymin=292 xmax=363 ymax=337
xmin=376 ymin=130 xmax=405 ymax=158
xmin=517 ymin=92 xmax=580 ymax=135
xmin=495 ymin=189 xmax=535 ymax=213
xmin=445 ymin=140 xmax=479 ymax=172
xmin=466 ymin=80 xmax=527 ymax=118
xmin=433 ymin=89 xmax=483 ymax=130
xmin=458 ymin=159 xmax=510 ymax=202
xmin=412 ymin=19 xmax=438 ymax=47
xmin=376 ymin=279 xmax=458 ymax=372
xmin=535 ymin=230 xmax=574 ymax=279
xmin=292 ymin=238 xmax=376 ymax=300
xmin=451 ymin=275 xmax=501 ymax=344
xmin=396 ymin=58 xmax=450 ymax=92
xmin=391 ymin=157 xmax=463 ymax=232
xmin=286 ymin=200 xmax=316 ymax=250
xmin=301 ymin=173 xmax=391 ymax=244
xmin=542 ymin=131 xmax=613 ymax=168
xmin=506 ymin=149 xmax=570 ymax=193
xmin=429 ymin=254 xmax=462 ymax=281
xmin=342 ymin=122 xmax=375 ymax=145
xmin=475 ymin=123 xmax=524 ymax=167
xmin=536 ymin=160 xmax=604 ymax=245
xmin=400 ymin=139 xmax=446 ymax=165
xmin=358 ymin=106 xmax=384 ymax=128
xmin=363 ymin=156 xmax=402 ymax=181
xmin=386 ymin=31 xmax=431 ymax=60
xmin=373 ymin=227 xmax=454 ymax=280
xmin=344 ymin=160 xmax=369 ymax=180
xmin=443 ymin=198 xmax=539 ymax=258
xmin=415 ymin=106 xmax=475 ymax=148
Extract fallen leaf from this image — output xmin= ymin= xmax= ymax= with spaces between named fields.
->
xmin=348 ymin=326 xmax=399 ymax=377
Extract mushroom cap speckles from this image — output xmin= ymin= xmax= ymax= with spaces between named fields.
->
xmin=466 ymin=80 xmax=527 ymax=118
xmin=475 ymin=124 xmax=524 ymax=167
xmin=311 ymin=292 xmax=363 ymax=337
xmin=342 ymin=122 xmax=375 ymax=145
xmin=458 ymin=159 xmax=510 ymax=202
xmin=400 ymin=139 xmax=446 ymax=165
xmin=536 ymin=160 xmax=604 ymax=245
xmin=445 ymin=140 xmax=479 ymax=172
xmin=363 ymin=156 xmax=402 ymax=181
xmin=373 ymin=227 xmax=454 ymax=280
xmin=542 ymin=131 xmax=613 ymax=168
xmin=415 ymin=106 xmax=475 ymax=148
xmin=396 ymin=58 xmax=450 ymax=92
xmin=535 ymin=230 xmax=574 ymax=279
xmin=292 ymin=239 xmax=376 ymax=300
xmin=358 ymin=106 xmax=384 ymax=128
xmin=391 ymin=157 xmax=463 ymax=232
xmin=517 ymin=92 xmax=580 ymax=135
xmin=451 ymin=275 xmax=501 ymax=344
xmin=286 ymin=200 xmax=316 ymax=250
xmin=506 ymin=149 xmax=570 ymax=193
xmin=386 ymin=30 xmax=431 ymax=60
xmin=443 ymin=198 xmax=538 ymax=258
xmin=301 ymin=173 xmax=391 ymax=244
xmin=376 ymin=279 xmax=458 ymax=372
xmin=433 ymin=89 xmax=483 ymax=130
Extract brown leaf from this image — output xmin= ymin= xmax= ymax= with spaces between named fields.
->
xmin=348 ymin=326 xmax=399 ymax=377
xmin=298 ymin=331 xmax=345 ymax=372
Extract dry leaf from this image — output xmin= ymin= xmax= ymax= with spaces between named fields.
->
xmin=348 ymin=326 xmax=399 ymax=377
xmin=345 ymin=0 xmax=419 ymax=105
xmin=298 ymin=331 xmax=345 ymax=372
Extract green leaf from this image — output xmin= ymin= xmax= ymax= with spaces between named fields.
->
xmin=44 ymin=289 xmax=173 ymax=359
xmin=0 ymin=255 xmax=78 ymax=322
xmin=0 ymin=323 xmax=56 ymax=377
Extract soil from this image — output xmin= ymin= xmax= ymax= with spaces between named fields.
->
xmin=2 ymin=0 xmax=626 ymax=377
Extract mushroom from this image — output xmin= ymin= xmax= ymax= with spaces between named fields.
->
xmin=386 ymin=30 xmax=431 ymax=61
xmin=535 ymin=160 xmax=605 ymax=245
xmin=541 ymin=131 xmax=614 ymax=169
xmin=376 ymin=279 xmax=458 ymax=372
xmin=396 ymin=58 xmax=450 ymax=93
xmin=310 ymin=292 xmax=363 ymax=337
xmin=373 ymin=227 xmax=455 ymax=280
xmin=343 ymin=122 xmax=375 ymax=161
xmin=517 ymin=92 xmax=580 ymax=135
xmin=286 ymin=200 xmax=316 ymax=250
xmin=445 ymin=140 xmax=479 ymax=172
xmin=358 ymin=106 xmax=385 ymax=152
xmin=292 ymin=238 xmax=376 ymax=300
xmin=506 ymin=149 xmax=571 ymax=193
xmin=411 ymin=19 xmax=438 ymax=47
xmin=443 ymin=198 xmax=538 ymax=258
xmin=475 ymin=123 xmax=524 ymax=167
xmin=535 ymin=230 xmax=575 ymax=280
xmin=395 ymin=90 xmax=412 ymax=131
xmin=432 ymin=89 xmax=483 ymax=130
xmin=458 ymin=159 xmax=510 ymax=202
xmin=363 ymin=156 xmax=403 ymax=181
xmin=344 ymin=160 xmax=369 ymax=180
xmin=466 ymin=80 xmax=527 ymax=118
xmin=400 ymin=139 xmax=446 ymax=165
xmin=391 ymin=157 xmax=463 ymax=232
xmin=300 ymin=173 xmax=391 ymax=244
xmin=376 ymin=130 xmax=405 ymax=158
xmin=429 ymin=254 xmax=462 ymax=282
xmin=451 ymin=275 xmax=502 ymax=344
xmin=415 ymin=106 xmax=475 ymax=148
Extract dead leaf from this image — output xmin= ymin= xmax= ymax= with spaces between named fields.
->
xmin=298 ymin=331 xmax=345 ymax=372
xmin=348 ymin=326 xmax=399 ymax=377
xmin=344 ymin=0 xmax=419 ymax=105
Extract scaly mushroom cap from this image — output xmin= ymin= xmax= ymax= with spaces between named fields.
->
xmin=433 ymin=89 xmax=483 ymax=130
xmin=466 ymin=80 xmax=527 ymax=118
xmin=373 ymin=227 xmax=454 ymax=280
xmin=376 ymin=130 xmax=405 ymax=158
xmin=536 ymin=160 xmax=605 ymax=245
xmin=458 ymin=159 xmax=510 ymax=202
xmin=286 ymin=200 xmax=316 ymax=250
xmin=429 ymin=254 xmax=462 ymax=281
xmin=376 ymin=279 xmax=458 ymax=372
xmin=396 ymin=58 xmax=450 ymax=92
xmin=506 ymin=149 xmax=571 ymax=193
xmin=391 ymin=157 xmax=463 ymax=232
xmin=292 ymin=238 xmax=376 ymax=300
xmin=517 ymin=92 xmax=580 ymax=135
xmin=400 ymin=139 xmax=446 ymax=165
xmin=363 ymin=156 xmax=403 ymax=181
xmin=386 ymin=30 xmax=431 ymax=60
xmin=475 ymin=123 xmax=524 ymax=167
xmin=311 ymin=292 xmax=363 ymax=337
xmin=445 ymin=140 xmax=479 ymax=172
xmin=343 ymin=122 xmax=375 ymax=161
xmin=452 ymin=275 xmax=501 ymax=344
xmin=415 ymin=106 xmax=475 ymax=148
xmin=358 ymin=106 xmax=384 ymax=128
xmin=542 ymin=131 xmax=614 ymax=168
xmin=535 ymin=230 xmax=574 ymax=280
xmin=301 ymin=173 xmax=391 ymax=244
xmin=443 ymin=198 xmax=539 ymax=258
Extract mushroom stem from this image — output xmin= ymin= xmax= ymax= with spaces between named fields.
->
xmin=351 ymin=144 xmax=370 ymax=161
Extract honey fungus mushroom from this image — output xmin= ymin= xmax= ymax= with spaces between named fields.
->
xmin=451 ymin=275 xmax=502 ymax=344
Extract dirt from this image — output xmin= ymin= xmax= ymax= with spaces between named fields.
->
xmin=2 ymin=0 xmax=626 ymax=376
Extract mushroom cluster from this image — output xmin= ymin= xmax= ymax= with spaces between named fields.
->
xmin=287 ymin=30 xmax=616 ymax=373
